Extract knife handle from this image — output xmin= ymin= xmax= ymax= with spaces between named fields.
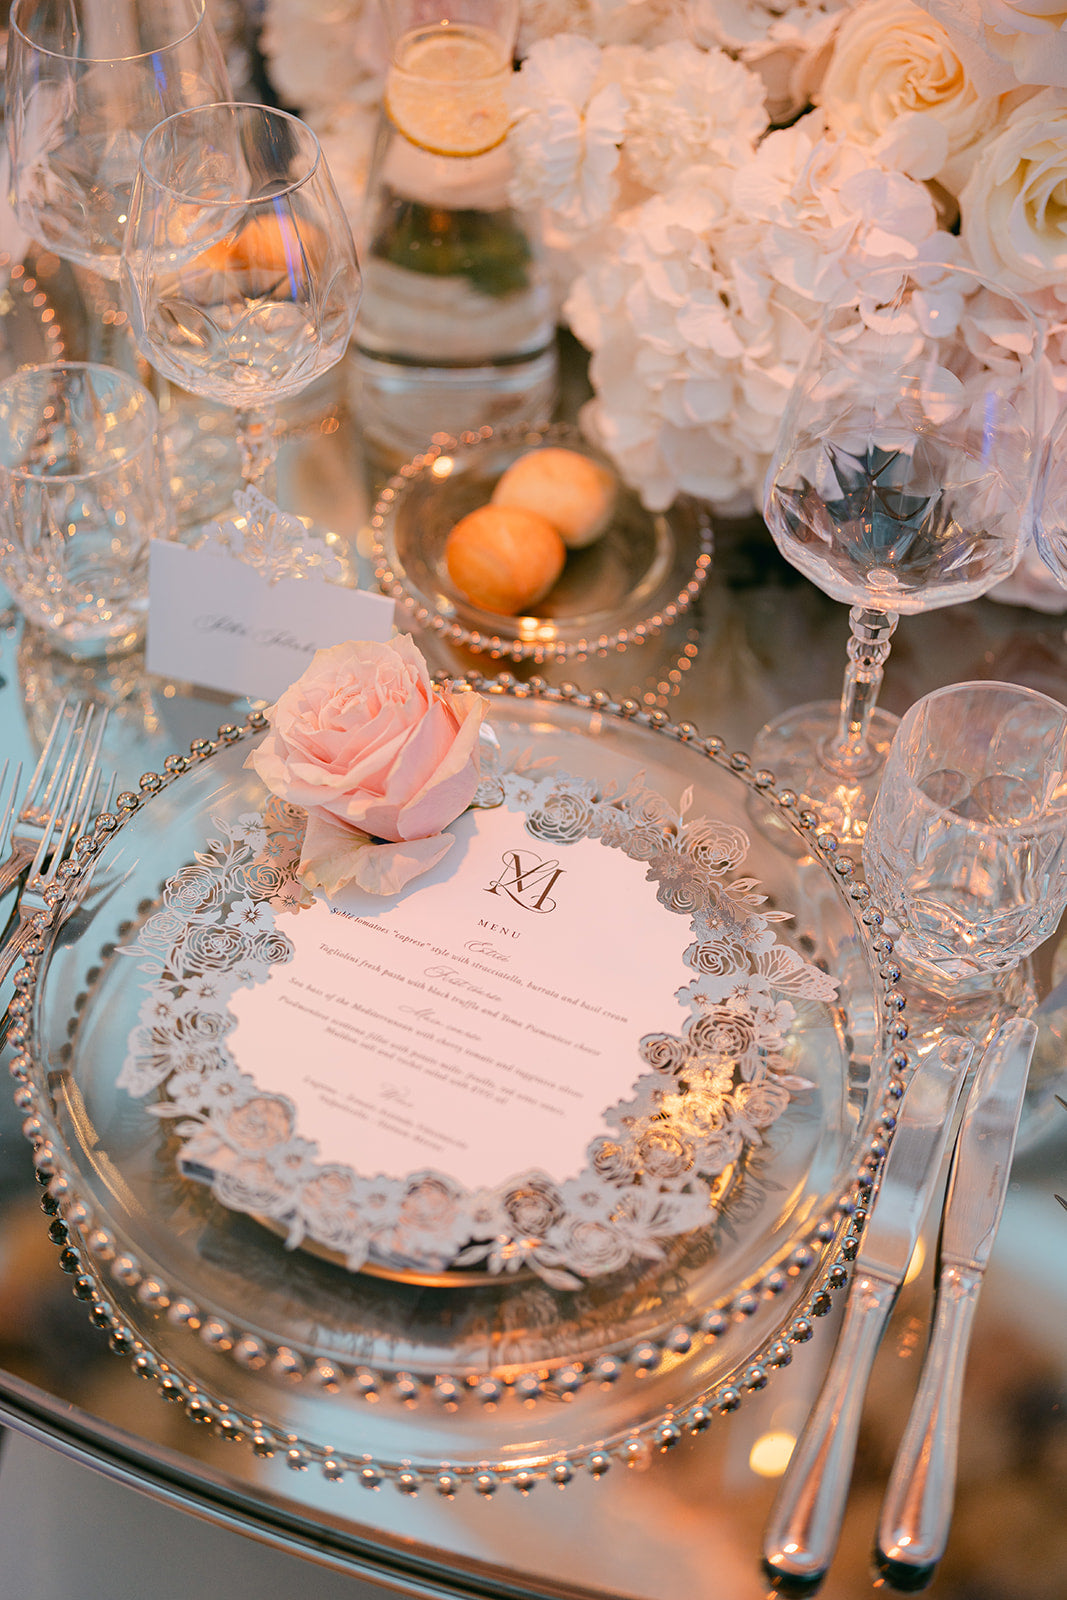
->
xmin=877 ymin=1263 xmax=981 ymax=1573
xmin=763 ymin=1271 xmax=898 ymax=1584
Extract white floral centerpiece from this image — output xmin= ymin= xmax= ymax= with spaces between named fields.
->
xmin=260 ymin=0 xmax=1067 ymax=522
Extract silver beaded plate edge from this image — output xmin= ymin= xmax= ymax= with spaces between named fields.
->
xmin=8 ymin=677 xmax=914 ymax=1496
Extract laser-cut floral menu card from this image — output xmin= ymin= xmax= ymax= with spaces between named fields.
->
xmin=118 ymin=762 xmax=838 ymax=1287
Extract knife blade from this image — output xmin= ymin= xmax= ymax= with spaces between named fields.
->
xmin=763 ymin=1035 xmax=973 ymax=1587
xmin=876 ymin=1015 xmax=1038 ymax=1579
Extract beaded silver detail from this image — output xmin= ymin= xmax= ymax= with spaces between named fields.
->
xmin=10 ymin=691 xmax=913 ymax=1492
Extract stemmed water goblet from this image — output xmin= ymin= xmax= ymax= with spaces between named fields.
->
xmin=5 ymin=0 xmax=232 ymax=282
xmin=0 ymin=360 xmax=172 ymax=657
xmin=861 ymin=680 xmax=1067 ymax=1115
xmin=752 ymin=263 xmax=1043 ymax=843
xmin=122 ymin=102 xmax=363 ymax=496
xmin=863 ymin=681 xmax=1067 ymax=989
xmin=5 ymin=0 xmax=236 ymax=517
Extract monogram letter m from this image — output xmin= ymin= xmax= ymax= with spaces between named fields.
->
xmin=485 ymin=851 xmax=565 ymax=913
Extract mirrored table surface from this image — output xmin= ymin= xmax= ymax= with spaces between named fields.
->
xmin=0 ymin=364 xmax=1064 ymax=1600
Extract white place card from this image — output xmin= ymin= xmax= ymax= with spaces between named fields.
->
xmin=145 ymin=539 xmax=395 ymax=701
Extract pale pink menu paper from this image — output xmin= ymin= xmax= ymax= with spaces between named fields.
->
xmin=226 ymin=804 xmax=690 ymax=1189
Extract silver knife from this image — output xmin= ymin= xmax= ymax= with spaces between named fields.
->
xmin=876 ymin=1016 xmax=1039 ymax=1577
xmin=763 ymin=1035 xmax=974 ymax=1586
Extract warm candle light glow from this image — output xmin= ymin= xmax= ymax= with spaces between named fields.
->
xmin=749 ymin=1431 xmax=796 ymax=1478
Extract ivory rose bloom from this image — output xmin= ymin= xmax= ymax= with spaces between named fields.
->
xmin=914 ymin=0 xmax=1067 ymax=92
xmin=959 ymin=89 xmax=1067 ymax=289
xmin=249 ymin=636 xmax=485 ymax=897
xmin=818 ymin=0 xmax=1001 ymax=190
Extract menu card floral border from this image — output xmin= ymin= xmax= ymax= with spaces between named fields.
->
xmin=115 ymin=750 xmax=838 ymax=1289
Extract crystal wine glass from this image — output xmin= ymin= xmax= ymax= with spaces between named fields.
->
xmin=863 ymin=681 xmax=1067 ymax=985
xmin=0 ymin=360 xmax=172 ymax=655
xmin=752 ymin=262 xmax=1042 ymax=842
xmin=5 ymin=0 xmax=232 ymax=280
xmin=122 ymin=102 xmax=362 ymax=493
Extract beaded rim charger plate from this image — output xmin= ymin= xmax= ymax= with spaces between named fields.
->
xmin=10 ymin=681 xmax=910 ymax=1493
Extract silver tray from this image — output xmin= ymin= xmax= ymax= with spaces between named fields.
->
xmin=9 ymin=680 xmax=908 ymax=1494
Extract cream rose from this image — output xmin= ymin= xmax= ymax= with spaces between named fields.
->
xmin=914 ymin=1 xmax=1067 ymax=92
xmin=818 ymin=0 xmax=1000 ymax=190
xmin=249 ymin=636 xmax=485 ymax=897
xmin=959 ymin=89 xmax=1067 ymax=290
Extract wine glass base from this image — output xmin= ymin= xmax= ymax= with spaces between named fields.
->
xmin=160 ymin=401 xmax=244 ymax=533
xmin=895 ymin=956 xmax=1057 ymax=1156
xmin=749 ymin=699 xmax=900 ymax=848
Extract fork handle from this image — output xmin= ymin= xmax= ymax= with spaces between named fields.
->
xmin=0 ymin=850 xmax=32 ymax=903
xmin=0 ymin=915 xmax=38 ymax=990
xmin=876 ymin=1264 xmax=981 ymax=1573
xmin=763 ymin=1270 xmax=898 ymax=1584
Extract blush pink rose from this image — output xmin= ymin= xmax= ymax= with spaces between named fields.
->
xmin=249 ymin=635 xmax=485 ymax=896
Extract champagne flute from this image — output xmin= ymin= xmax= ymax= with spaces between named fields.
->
xmin=752 ymin=262 xmax=1042 ymax=843
xmin=5 ymin=0 xmax=232 ymax=280
xmin=122 ymin=102 xmax=362 ymax=494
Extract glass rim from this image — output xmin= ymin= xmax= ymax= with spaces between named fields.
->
xmin=137 ymin=102 xmax=322 ymax=205
xmin=388 ymin=20 xmax=514 ymax=78
xmin=381 ymin=2 xmax=520 ymax=51
xmin=887 ymin=677 xmax=1067 ymax=832
xmin=0 ymin=361 xmax=159 ymax=484
xmin=10 ymin=0 xmax=208 ymax=65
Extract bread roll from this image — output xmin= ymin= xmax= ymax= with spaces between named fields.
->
xmin=491 ymin=446 xmax=615 ymax=548
xmin=445 ymin=503 xmax=566 ymax=615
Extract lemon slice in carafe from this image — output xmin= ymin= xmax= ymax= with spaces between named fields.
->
xmin=385 ymin=23 xmax=512 ymax=158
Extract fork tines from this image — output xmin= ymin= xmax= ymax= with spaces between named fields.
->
xmin=0 ymin=757 xmax=25 ymax=864
xmin=26 ymin=704 xmax=110 ymax=883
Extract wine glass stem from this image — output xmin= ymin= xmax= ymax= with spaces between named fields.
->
xmin=823 ymin=606 xmax=899 ymax=776
xmin=236 ymin=406 xmax=278 ymax=494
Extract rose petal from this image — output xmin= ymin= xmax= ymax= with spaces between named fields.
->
xmin=298 ymin=809 xmax=456 ymax=898
xmin=395 ymin=692 xmax=485 ymax=839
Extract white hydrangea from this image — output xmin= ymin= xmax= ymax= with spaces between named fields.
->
xmin=566 ymin=187 xmax=758 ymax=511
xmin=687 ymin=0 xmax=854 ymax=123
xmin=259 ymin=0 xmax=387 ymax=120
xmin=622 ymin=41 xmax=770 ymax=188
xmin=507 ymin=36 xmax=628 ymax=235
xmin=507 ymin=35 xmax=768 ymax=266
xmin=566 ymin=114 xmax=945 ymax=511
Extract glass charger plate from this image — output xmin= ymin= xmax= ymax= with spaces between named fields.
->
xmin=11 ymin=682 xmax=906 ymax=1491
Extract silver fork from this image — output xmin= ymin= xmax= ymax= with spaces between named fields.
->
xmin=0 ymin=699 xmax=105 ymax=902
xmin=0 ymin=714 xmax=113 ymax=990
xmin=0 ymin=759 xmax=26 ymax=882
